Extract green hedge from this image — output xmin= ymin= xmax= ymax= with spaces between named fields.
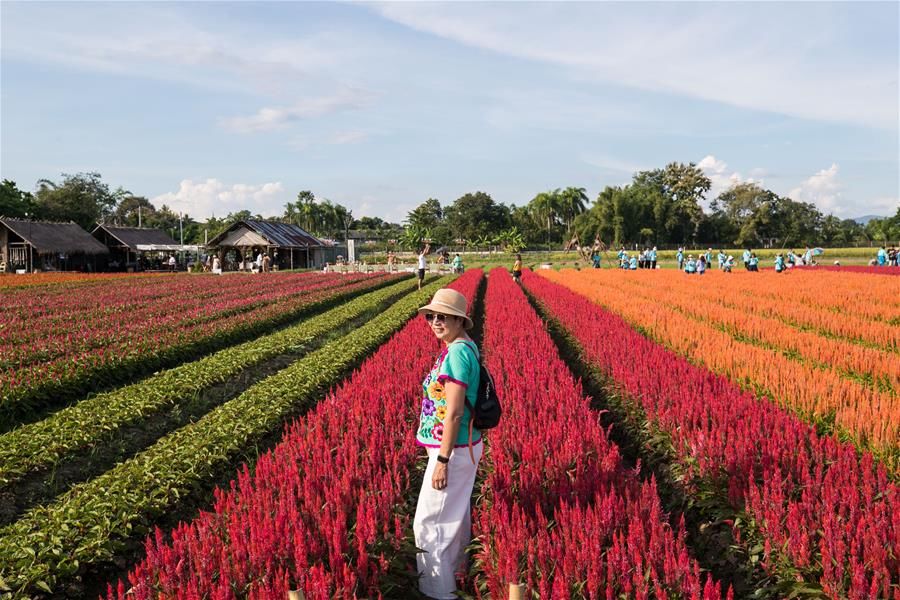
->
xmin=0 ymin=276 xmax=450 ymax=598
xmin=0 ymin=275 xmax=428 ymax=489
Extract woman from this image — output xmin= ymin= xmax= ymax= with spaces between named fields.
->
xmin=417 ymin=244 xmax=430 ymax=289
xmin=512 ymin=253 xmax=522 ymax=283
xmin=414 ymin=288 xmax=482 ymax=600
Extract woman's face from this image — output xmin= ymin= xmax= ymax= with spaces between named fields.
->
xmin=426 ymin=312 xmax=465 ymax=343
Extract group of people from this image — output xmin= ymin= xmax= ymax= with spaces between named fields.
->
xmin=873 ymin=246 xmax=899 ymax=266
xmin=615 ymin=247 xmax=658 ymax=270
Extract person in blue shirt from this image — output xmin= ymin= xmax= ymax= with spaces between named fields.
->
xmin=629 ymin=255 xmax=638 ymax=270
xmin=649 ymin=246 xmax=658 ymax=269
xmin=787 ymin=250 xmax=797 ymax=267
xmin=742 ymin=248 xmax=752 ymax=270
xmin=676 ymin=247 xmax=685 ymax=270
xmin=684 ymin=255 xmax=696 ymax=274
xmin=877 ymin=246 xmax=887 ymax=266
xmin=591 ymin=251 xmax=601 ymax=269
xmin=697 ymin=255 xmax=707 ymax=275
xmin=705 ymin=248 xmax=712 ymax=268
xmin=802 ymin=246 xmax=812 ymax=266
xmin=724 ymin=255 xmax=734 ymax=273
xmin=749 ymin=253 xmax=759 ymax=272
xmin=717 ymin=250 xmax=726 ymax=270
xmin=774 ymin=253 xmax=785 ymax=273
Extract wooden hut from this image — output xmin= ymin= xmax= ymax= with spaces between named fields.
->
xmin=207 ymin=220 xmax=332 ymax=270
xmin=0 ymin=218 xmax=109 ymax=273
xmin=91 ymin=224 xmax=182 ymax=271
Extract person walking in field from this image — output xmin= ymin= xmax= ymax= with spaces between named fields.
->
xmin=774 ymin=253 xmax=785 ymax=273
xmin=676 ymin=247 xmax=685 ymax=271
xmin=717 ymin=249 xmax=726 ymax=270
xmin=742 ymin=248 xmax=752 ymax=270
xmin=417 ymin=244 xmax=430 ymax=290
xmin=512 ymin=253 xmax=522 ymax=283
xmin=705 ymin=248 xmax=712 ymax=268
xmin=262 ymin=253 xmax=271 ymax=273
xmin=697 ymin=255 xmax=707 ymax=275
xmin=413 ymin=288 xmax=482 ymax=600
xmin=649 ymin=246 xmax=658 ymax=269
xmin=877 ymin=246 xmax=887 ymax=266
xmin=723 ymin=255 xmax=734 ymax=273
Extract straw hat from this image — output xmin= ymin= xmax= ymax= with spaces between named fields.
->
xmin=418 ymin=288 xmax=474 ymax=330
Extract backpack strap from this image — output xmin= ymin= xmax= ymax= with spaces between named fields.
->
xmin=450 ymin=339 xmax=479 ymax=465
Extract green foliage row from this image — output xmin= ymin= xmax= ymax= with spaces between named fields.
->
xmin=0 ymin=275 xmax=425 ymax=488
xmin=0 ymin=274 xmax=395 ymax=430
xmin=0 ymin=276 xmax=451 ymax=597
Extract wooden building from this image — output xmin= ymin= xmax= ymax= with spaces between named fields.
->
xmin=91 ymin=224 xmax=182 ymax=271
xmin=207 ymin=220 xmax=333 ymax=270
xmin=0 ymin=218 xmax=109 ymax=273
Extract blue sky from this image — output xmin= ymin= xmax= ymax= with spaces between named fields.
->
xmin=2 ymin=1 xmax=898 ymax=222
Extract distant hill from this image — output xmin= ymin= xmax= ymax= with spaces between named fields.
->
xmin=852 ymin=214 xmax=885 ymax=225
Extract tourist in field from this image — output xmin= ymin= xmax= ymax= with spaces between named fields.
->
xmin=168 ymin=255 xmax=177 ymax=272
xmin=452 ymin=253 xmax=463 ymax=274
xmin=774 ymin=253 xmax=785 ymax=273
xmin=787 ymin=249 xmax=797 ymax=267
xmin=629 ymin=255 xmax=638 ymax=270
xmin=591 ymin=250 xmax=601 ymax=268
xmin=802 ymin=246 xmax=812 ymax=266
xmin=888 ymin=247 xmax=898 ymax=266
xmin=749 ymin=253 xmax=759 ymax=272
xmin=742 ymin=248 xmax=752 ymax=269
xmin=512 ymin=253 xmax=522 ymax=283
xmin=417 ymin=245 xmax=430 ymax=289
xmin=212 ymin=255 xmax=220 ymax=273
xmin=414 ymin=288 xmax=482 ymax=600
xmin=617 ymin=246 xmax=627 ymax=267
xmin=650 ymin=246 xmax=658 ymax=269
xmin=697 ymin=255 xmax=707 ymax=275
xmin=724 ymin=255 xmax=734 ymax=273
xmin=705 ymin=248 xmax=713 ymax=268
xmin=676 ymin=247 xmax=685 ymax=270
xmin=877 ymin=246 xmax=887 ymax=266
xmin=684 ymin=255 xmax=696 ymax=274
xmin=717 ymin=249 xmax=726 ymax=270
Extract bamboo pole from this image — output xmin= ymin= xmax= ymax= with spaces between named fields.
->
xmin=509 ymin=582 xmax=526 ymax=600
xmin=287 ymin=591 xmax=306 ymax=600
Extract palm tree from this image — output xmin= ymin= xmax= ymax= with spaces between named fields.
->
xmin=559 ymin=187 xmax=588 ymax=234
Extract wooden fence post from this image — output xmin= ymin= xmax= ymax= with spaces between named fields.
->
xmin=287 ymin=591 xmax=306 ymax=600
xmin=509 ymin=582 xmax=526 ymax=600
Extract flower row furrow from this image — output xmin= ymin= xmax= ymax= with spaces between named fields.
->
xmin=99 ymin=270 xmax=482 ymax=600
xmin=471 ymin=268 xmax=727 ymax=599
xmin=0 ymin=275 xmax=427 ymax=489
xmin=0 ymin=274 xmax=468 ymax=598
xmin=526 ymin=269 xmax=899 ymax=599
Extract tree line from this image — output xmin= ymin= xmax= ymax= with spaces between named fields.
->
xmin=1 ymin=163 xmax=898 ymax=251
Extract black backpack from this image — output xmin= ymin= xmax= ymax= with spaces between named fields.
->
xmin=458 ymin=341 xmax=502 ymax=431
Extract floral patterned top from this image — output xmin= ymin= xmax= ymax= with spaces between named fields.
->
xmin=416 ymin=339 xmax=482 ymax=448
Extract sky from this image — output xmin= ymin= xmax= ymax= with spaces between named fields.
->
xmin=1 ymin=1 xmax=898 ymax=223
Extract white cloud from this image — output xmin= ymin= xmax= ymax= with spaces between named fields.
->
xmin=220 ymin=91 xmax=373 ymax=134
xmin=151 ymin=179 xmax=287 ymax=220
xmin=789 ymin=164 xmax=842 ymax=214
xmin=372 ymin=3 xmax=899 ymax=130
xmin=329 ymin=130 xmax=370 ymax=145
xmin=698 ymin=155 xmax=760 ymax=206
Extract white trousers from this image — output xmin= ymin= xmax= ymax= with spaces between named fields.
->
xmin=413 ymin=443 xmax=482 ymax=599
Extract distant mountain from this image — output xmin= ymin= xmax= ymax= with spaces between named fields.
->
xmin=852 ymin=214 xmax=885 ymax=225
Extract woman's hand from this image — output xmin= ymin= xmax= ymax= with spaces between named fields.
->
xmin=432 ymin=462 xmax=448 ymax=490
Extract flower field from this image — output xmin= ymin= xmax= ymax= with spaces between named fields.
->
xmin=540 ymin=268 xmax=899 ymax=463
xmin=0 ymin=271 xmax=399 ymax=427
xmin=0 ymin=266 xmax=895 ymax=599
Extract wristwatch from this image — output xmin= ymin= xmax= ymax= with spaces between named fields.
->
xmin=436 ymin=454 xmax=450 ymax=464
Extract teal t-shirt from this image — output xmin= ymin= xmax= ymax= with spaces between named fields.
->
xmin=416 ymin=340 xmax=482 ymax=448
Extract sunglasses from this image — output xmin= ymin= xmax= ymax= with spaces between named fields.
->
xmin=424 ymin=313 xmax=453 ymax=324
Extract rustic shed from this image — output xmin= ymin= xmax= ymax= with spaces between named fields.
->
xmin=207 ymin=220 xmax=332 ymax=270
xmin=0 ymin=218 xmax=109 ymax=273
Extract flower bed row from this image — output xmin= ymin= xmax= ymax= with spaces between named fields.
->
xmin=1 ymin=273 xmax=397 ymax=426
xmin=813 ymin=265 xmax=900 ymax=276
xmin=471 ymin=268 xmax=726 ymax=598
xmin=542 ymin=269 xmax=898 ymax=463
xmin=595 ymin=270 xmax=899 ymax=390
xmin=101 ymin=270 xmax=483 ymax=600
xmin=524 ymin=270 xmax=899 ymax=599
xmin=0 ymin=275 xmax=428 ymax=490
xmin=0 ymin=275 xmax=456 ymax=598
